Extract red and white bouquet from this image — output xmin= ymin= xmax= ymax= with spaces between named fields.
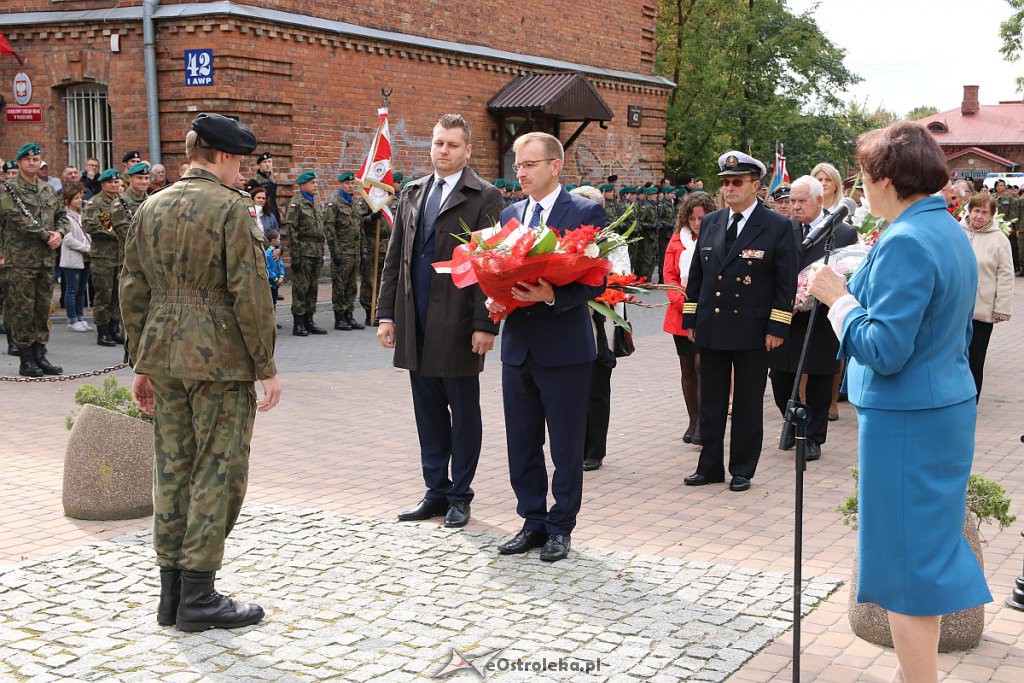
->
xmin=433 ymin=210 xmax=637 ymax=322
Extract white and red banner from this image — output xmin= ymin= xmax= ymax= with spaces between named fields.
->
xmin=356 ymin=107 xmax=395 ymax=227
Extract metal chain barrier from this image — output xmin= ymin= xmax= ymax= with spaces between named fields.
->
xmin=0 ymin=362 xmax=129 ymax=383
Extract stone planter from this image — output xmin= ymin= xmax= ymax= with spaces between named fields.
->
xmin=62 ymin=404 xmax=155 ymax=520
xmin=848 ymin=513 xmax=985 ymax=652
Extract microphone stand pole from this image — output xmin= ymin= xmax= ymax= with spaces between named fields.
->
xmin=780 ymin=224 xmax=839 ymax=683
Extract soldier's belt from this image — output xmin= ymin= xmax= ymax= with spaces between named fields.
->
xmin=770 ymin=309 xmax=793 ymax=325
xmin=151 ymin=288 xmax=232 ymax=305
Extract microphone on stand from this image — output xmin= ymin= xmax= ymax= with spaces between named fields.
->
xmin=801 ymin=203 xmax=850 ymax=251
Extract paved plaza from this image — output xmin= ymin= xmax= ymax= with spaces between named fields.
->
xmin=2 ymin=283 xmax=1024 ymax=681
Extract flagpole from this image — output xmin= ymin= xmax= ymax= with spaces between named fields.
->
xmin=368 ymin=88 xmax=392 ymax=326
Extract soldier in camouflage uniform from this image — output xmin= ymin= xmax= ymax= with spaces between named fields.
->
xmin=0 ymin=160 xmax=13 ymax=355
xmin=601 ymin=183 xmax=618 ymax=226
xmin=110 ymin=161 xmax=151 ymax=272
xmin=121 ymin=113 xmax=280 ymax=632
xmin=83 ymin=168 xmax=126 ymax=347
xmin=283 ymin=170 xmax=328 ymax=336
xmin=0 ymin=143 xmax=67 ymax=377
xmin=635 ymin=186 xmax=659 ymax=280
xmin=325 ymin=171 xmax=365 ymax=331
xmin=360 ymin=198 xmax=393 ymax=326
xmin=656 ymin=186 xmax=677 ymax=283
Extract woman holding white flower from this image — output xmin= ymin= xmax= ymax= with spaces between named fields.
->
xmin=961 ymin=193 xmax=1014 ymax=400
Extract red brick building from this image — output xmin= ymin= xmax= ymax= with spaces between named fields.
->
xmin=0 ymin=1 xmax=673 ymax=189
xmin=919 ymin=85 xmax=1024 ymax=181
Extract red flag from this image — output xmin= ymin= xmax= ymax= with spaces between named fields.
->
xmin=0 ymin=33 xmax=24 ymax=65
xmin=356 ymin=107 xmax=395 ymax=227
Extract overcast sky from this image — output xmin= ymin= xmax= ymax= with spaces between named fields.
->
xmin=787 ymin=0 xmax=1022 ymax=116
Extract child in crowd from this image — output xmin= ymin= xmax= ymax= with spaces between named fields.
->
xmin=264 ymin=228 xmax=285 ymax=329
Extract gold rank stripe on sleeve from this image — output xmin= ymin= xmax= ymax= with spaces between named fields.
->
xmin=682 ymin=302 xmax=698 ymax=314
xmin=770 ymin=309 xmax=793 ymax=325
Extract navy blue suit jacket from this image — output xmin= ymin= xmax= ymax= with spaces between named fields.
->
xmin=499 ymin=188 xmax=606 ymax=367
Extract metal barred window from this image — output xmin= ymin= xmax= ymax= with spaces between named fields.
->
xmin=63 ymin=85 xmax=112 ymax=170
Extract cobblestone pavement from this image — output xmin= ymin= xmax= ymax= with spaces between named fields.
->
xmin=0 ymin=504 xmax=839 ymax=682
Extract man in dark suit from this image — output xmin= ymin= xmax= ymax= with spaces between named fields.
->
xmin=769 ymin=175 xmax=858 ymax=461
xmin=486 ymin=132 xmax=606 ymax=562
xmin=682 ymin=151 xmax=799 ymax=492
xmin=376 ymin=114 xmax=503 ymax=529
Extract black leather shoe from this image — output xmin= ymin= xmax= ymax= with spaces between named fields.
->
xmin=157 ymin=567 xmax=181 ymax=626
xmin=32 ymin=343 xmax=62 ymax=375
xmin=292 ymin=315 xmax=308 ymax=337
xmin=346 ymin=313 xmax=365 ymax=330
xmin=683 ymin=426 xmax=695 ymax=444
xmin=729 ymin=476 xmax=751 ymax=492
xmin=805 ymin=441 xmax=821 ymax=462
xmin=684 ymin=472 xmax=724 ymax=486
xmin=305 ymin=313 xmax=328 ymax=334
xmin=96 ymin=324 xmax=117 ymax=347
xmin=780 ymin=429 xmax=795 ymax=451
xmin=18 ymin=350 xmax=43 ymax=378
xmin=444 ymin=501 xmax=471 ymax=528
xmin=539 ymin=534 xmax=571 ymax=562
xmin=334 ymin=312 xmax=353 ymax=331
xmin=176 ymin=570 xmax=264 ymax=632
xmin=497 ymin=529 xmax=547 ymax=555
xmin=397 ymin=497 xmax=448 ymax=522
xmin=583 ymin=458 xmax=602 ymax=471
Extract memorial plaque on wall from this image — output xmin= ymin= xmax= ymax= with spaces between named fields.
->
xmin=627 ymin=106 xmax=643 ymax=128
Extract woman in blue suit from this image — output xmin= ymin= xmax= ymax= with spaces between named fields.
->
xmin=810 ymin=122 xmax=991 ymax=682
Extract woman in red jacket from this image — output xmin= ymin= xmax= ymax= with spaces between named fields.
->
xmin=664 ymin=192 xmax=717 ymax=445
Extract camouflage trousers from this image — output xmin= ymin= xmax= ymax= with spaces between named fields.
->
xmin=359 ymin=245 xmax=388 ymax=311
xmin=6 ymin=266 xmax=54 ymax=348
xmin=0 ymin=268 xmax=9 ymax=327
xmin=331 ymin=251 xmax=360 ymax=315
xmin=151 ymin=375 xmax=256 ymax=572
xmin=290 ymin=255 xmax=322 ymax=317
xmin=634 ymin=232 xmax=658 ymax=281
xmin=91 ymin=260 xmax=122 ymax=326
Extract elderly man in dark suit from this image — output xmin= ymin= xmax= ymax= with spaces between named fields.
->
xmin=682 ymin=151 xmax=799 ymax=492
xmin=376 ymin=113 xmax=503 ymax=529
xmin=486 ymin=132 xmax=606 ymax=562
xmin=769 ymin=175 xmax=858 ymax=462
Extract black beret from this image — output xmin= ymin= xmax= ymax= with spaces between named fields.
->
xmin=191 ymin=113 xmax=258 ymax=155
xmin=121 ymin=150 xmax=141 ymax=163
xmin=607 ymin=174 xmax=618 ymax=183
xmin=3 ymin=160 xmax=18 ymax=172
xmin=257 ymin=151 xmax=272 ymax=163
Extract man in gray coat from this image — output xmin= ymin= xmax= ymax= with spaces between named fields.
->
xmin=376 ymin=113 xmax=503 ymax=529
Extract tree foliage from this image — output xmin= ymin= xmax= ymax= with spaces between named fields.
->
xmin=906 ymin=105 xmax=939 ymax=120
xmin=656 ymin=0 xmax=869 ymax=181
xmin=999 ymin=0 xmax=1024 ymax=92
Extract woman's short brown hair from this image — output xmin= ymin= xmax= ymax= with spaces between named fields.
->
xmin=61 ymin=181 xmax=84 ymax=206
xmin=675 ymin=191 xmax=717 ymax=234
xmin=185 ymin=130 xmax=220 ymax=164
xmin=856 ymin=122 xmax=950 ymax=200
xmin=966 ymin=193 xmax=997 ymax=215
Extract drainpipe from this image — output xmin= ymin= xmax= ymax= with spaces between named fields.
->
xmin=143 ymin=0 xmax=162 ymax=164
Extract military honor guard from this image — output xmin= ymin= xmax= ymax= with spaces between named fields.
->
xmin=0 ymin=143 xmax=68 ymax=376
xmin=325 ymin=171 xmax=365 ymax=331
xmin=121 ymin=113 xmax=281 ymax=631
xmin=283 ymin=170 xmax=329 ymax=336
xmin=682 ymin=150 xmax=799 ymax=492
xmin=83 ymin=168 xmax=127 ymax=347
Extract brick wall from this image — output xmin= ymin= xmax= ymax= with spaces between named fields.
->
xmin=0 ymin=17 xmax=670 ymax=193
xmin=4 ymin=0 xmax=657 ymax=74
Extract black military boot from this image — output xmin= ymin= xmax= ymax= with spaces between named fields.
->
xmin=157 ymin=567 xmax=182 ymax=626
xmin=110 ymin=321 xmax=126 ymax=344
xmin=292 ymin=315 xmax=308 ymax=337
xmin=18 ymin=348 xmax=43 ymax=377
xmin=96 ymin=324 xmax=117 ymax=347
xmin=32 ymin=343 xmax=62 ymax=375
xmin=334 ymin=311 xmax=352 ymax=331
xmin=175 ymin=570 xmax=264 ymax=632
xmin=5 ymin=329 xmax=19 ymax=356
xmin=305 ymin=312 xmax=328 ymax=335
xmin=346 ymin=312 xmax=364 ymax=330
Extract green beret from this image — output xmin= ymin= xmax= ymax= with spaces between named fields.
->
xmin=663 ymin=185 xmax=675 ymax=193
xmin=644 ymin=186 xmax=658 ymax=196
xmin=580 ymin=181 xmax=592 ymax=187
xmin=16 ymin=143 xmax=41 ymax=160
xmin=337 ymin=171 xmax=355 ymax=182
xmin=493 ymin=178 xmax=506 ymax=189
xmin=191 ymin=113 xmax=257 ymax=155
xmin=564 ymin=184 xmax=578 ymax=192
xmin=675 ymin=188 xmax=687 ymax=197
xmin=511 ymin=181 xmax=522 ymax=191
xmin=392 ymin=172 xmax=404 ymax=183
xmin=98 ymin=169 xmax=121 ymax=183
xmin=127 ymin=162 xmax=151 ymax=176
xmin=618 ymin=187 xmax=628 ymax=196
xmin=296 ymin=170 xmax=317 ymax=185
xmin=599 ymin=184 xmax=614 ymax=192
